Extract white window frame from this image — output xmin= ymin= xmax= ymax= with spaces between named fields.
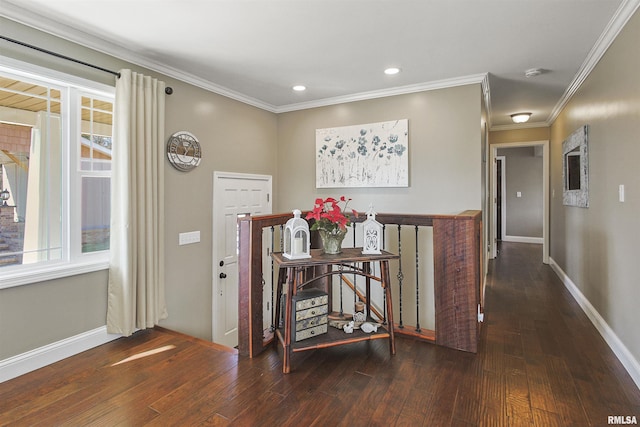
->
xmin=0 ymin=57 xmax=115 ymax=289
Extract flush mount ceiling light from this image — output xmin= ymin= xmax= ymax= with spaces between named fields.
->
xmin=510 ymin=112 xmax=532 ymax=123
xmin=292 ymin=85 xmax=306 ymax=91
xmin=384 ymin=67 xmax=401 ymax=75
xmin=525 ymin=68 xmax=544 ymax=78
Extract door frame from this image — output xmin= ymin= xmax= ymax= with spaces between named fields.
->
xmin=490 ymin=141 xmax=549 ymax=264
xmin=212 ymin=171 xmax=272 ymax=345
xmin=495 ymin=155 xmax=506 ymax=242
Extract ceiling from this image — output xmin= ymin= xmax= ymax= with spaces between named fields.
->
xmin=1 ymin=0 xmax=637 ymax=128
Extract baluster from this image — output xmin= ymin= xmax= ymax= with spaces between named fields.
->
xmin=352 ymin=222 xmax=357 ymax=311
xmin=270 ymin=225 xmax=275 ymax=332
xmin=339 ymin=264 xmax=344 ymax=317
xmin=396 ymin=224 xmax=404 ymax=329
xmin=352 ymin=222 xmax=356 ymax=247
xmin=415 ymin=225 xmax=421 ymax=333
xmin=382 ymin=224 xmax=386 ymax=323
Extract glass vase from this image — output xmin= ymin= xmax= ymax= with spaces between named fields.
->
xmin=318 ymin=228 xmax=347 ymax=254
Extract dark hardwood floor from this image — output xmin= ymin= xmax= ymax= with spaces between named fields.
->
xmin=1 ymin=242 xmax=639 ymax=426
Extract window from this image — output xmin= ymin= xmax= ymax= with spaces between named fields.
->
xmin=0 ymin=58 xmax=115 ymax=287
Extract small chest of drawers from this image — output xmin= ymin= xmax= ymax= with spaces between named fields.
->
xmin=291 ymin=288 xmax=328 ymax=342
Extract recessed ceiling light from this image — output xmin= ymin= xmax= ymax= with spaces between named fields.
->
xmin=292 ymin=85 xmax=306 ymax=91
xmin=384 ymin=67 xmax=401 ymax=75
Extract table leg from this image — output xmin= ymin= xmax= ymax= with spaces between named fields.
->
xmin=282 ymin=267 xmax=295 ymax=374
xmin=381 ymin=261 xmax=396 ymax=355
xmin=273 ymin=268 xmax=287 ymax=343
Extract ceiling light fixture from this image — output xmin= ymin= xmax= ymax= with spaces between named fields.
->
xmin=510 ymin=112 xmax=532 ymax=123
xmin=384 ymin=67 xmax=401 ymax=75
xmin=525 ymin=68 xmax=544 ymax=78
xmin=292 ymin=85 xmax=306 ymax=91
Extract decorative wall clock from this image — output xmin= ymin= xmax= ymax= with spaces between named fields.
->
xmin=167 ymin=131 xmax=202 ymax=171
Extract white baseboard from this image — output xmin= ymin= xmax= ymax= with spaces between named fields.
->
xmin=502 ymin=235 xmax=543 ymax=244
xmin=549 ymin=257 xmax=640 ymax=390
xmin=0 ymin=326 xmax=121 ymax=383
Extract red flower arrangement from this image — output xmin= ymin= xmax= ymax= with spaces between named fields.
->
xmin=306 ymin=196 xmax=358 ymax=233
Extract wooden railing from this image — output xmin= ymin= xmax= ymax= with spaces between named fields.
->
xmin=238 ymin=210 xmax=482 ymax=357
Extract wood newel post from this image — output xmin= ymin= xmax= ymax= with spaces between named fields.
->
xmin=238 ymin=217 xmax=267 ymax=357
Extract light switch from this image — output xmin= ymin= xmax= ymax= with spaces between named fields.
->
xmin=619 ymin=185 xmax=625 ymax=202
xmin=516 ymin=191 xmax=522 ymax=198
xmin=179 ymin=231 xmax=200 ymax=245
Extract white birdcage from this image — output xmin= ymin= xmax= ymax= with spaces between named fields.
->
xmin=283 ymin=209 xmax=311 ymax=259
xmin=362 ymin=205 xmax=382 ymax=254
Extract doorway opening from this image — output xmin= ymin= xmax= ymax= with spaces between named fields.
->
xmin=490 ymin=141 xmax=549 ymax=264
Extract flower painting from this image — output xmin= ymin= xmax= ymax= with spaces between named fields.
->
xmin=315 ymin=119 xmax=408 ymax=188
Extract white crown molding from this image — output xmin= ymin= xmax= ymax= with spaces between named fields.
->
xmin=0 ymin=1 xmax=277 ymax=111
xmin=274 ymin=74 xmax=488 ymax=113
xmin=1 ymin=2 xmax=489 ymax=114
xmin=490 ymin=121 xmax=550 ymax=132
xmin=548 ymin=0 xmax=640 ymax=124
xmin=481 ymin=73 xmax=492 ymax=128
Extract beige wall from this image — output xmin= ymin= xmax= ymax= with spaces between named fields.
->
xmin=276 ymin=85 xmax=483 ymax=214
xmin=0 ymin=18 xmax=278 ymax=357
xmin=497 ymin=147 xmax=543 ymax=238
xmin=550 ymin=9 xmax=640 ymax=364
xmin=275 ymin=85 xmax=483 ymax=330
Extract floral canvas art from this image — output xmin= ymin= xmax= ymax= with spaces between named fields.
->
xmin=315 ymin=119 xmax=409 ymax=188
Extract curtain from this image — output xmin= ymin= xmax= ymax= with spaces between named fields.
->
xmin=107 ymin=69 xmax=167 ymax=336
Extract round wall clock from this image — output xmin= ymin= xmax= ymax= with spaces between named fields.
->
xmin=167 ymin=131 xmax=202 ymax=171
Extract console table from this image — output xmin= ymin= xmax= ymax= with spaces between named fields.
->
xmin=271 ymin=248 xmax=399 ymax=373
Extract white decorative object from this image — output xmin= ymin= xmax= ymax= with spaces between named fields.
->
xmin=362 ymin=204 xmax=383 ymax=254
xmin=360 ymin=322 xmax=379 ymax=333
xmin=315 ymin=119 xmax=408 ymax=188
xmin=353 ymin=311 xmax=366 ymax=322
xmin=283 ymin=210 xmax=311 ymax=259
xmin=343 ymin=321 xmax=355 ymax=334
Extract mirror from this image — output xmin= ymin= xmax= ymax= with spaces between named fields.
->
xmin=562 ymin=125 xmax=589 ymax=207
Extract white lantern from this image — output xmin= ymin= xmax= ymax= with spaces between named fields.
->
xmin=283 ymin=209 xmax=311 ymax=259
xmin=362 ymin=205 xmax=382 ymax=254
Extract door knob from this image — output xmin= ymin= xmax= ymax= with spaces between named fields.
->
xmin=219 ymin=272 xmax=227 ymax=279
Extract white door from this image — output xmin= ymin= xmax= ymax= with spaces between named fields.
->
xmin=212 ymin=172 xmax=272 ymax=348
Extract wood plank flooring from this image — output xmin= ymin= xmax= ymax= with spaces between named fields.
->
xmin=1 ymin=242 xmax=639 ymax=426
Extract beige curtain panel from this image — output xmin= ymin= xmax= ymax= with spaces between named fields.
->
xmin=107 ymin=69 xmax=167 ymax=336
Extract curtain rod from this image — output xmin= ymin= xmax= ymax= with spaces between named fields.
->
xmin=1 ymin=35 xmax=173 ymax=95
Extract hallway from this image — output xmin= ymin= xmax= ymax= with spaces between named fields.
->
xmin=481 ymin=242 xmax=640 ymax=425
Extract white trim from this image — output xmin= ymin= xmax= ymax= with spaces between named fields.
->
xmin=490 ymin=121 xmax=550 ymax=132
xmin=0 ymin=326 xmax=121 ymax=383
xmin=274 ymin=74 xmax=488 ymax=113
xmin=0 ymin=259 xmax=109 ymax=289
xmin=490 ymin=141 xmax=549 ymax=264
xmin=502 ymin=235 xmax=543 ymax=244
xmin=496 ymin=156 xmax=506 ymax=242
xmin=549 ymin=258 xmax=640 ymax=390
xmin=548 ymin=0 xmax=640 ymax=124
xmin=1 ymin=3 xmax=487 ymax=114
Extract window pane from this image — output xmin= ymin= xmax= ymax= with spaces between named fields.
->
xmin=80 ymin=96 xmax=112 ymax=171
xmin=81 ymin=176 xmax=110 ymax=253
xmin=0 ymin=76 xmax=63 ymax=268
